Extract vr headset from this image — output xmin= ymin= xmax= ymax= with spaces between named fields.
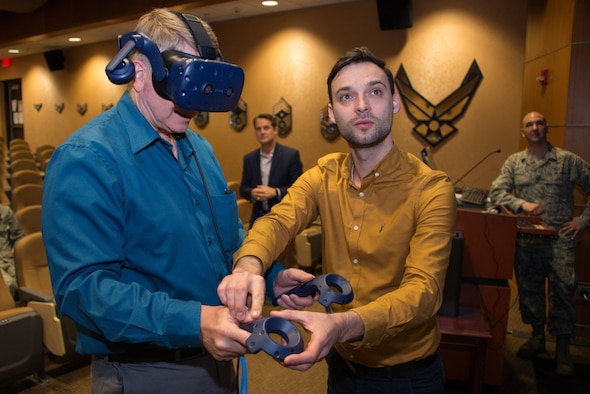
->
xmin=105 ymin=13 xmax=244 ymax=112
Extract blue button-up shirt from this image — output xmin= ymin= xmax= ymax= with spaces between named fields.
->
xmin=42 ymin=91 xmax=246 ymax=355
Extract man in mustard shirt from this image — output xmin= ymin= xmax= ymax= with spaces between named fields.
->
xmin=219 ymin=47 xmax=456 ymax=392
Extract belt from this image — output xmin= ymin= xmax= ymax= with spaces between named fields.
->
xmin=343 ymin=351 xmax=438 ymax=379
xmin=108 ymin=347 xmax=207 ymax=364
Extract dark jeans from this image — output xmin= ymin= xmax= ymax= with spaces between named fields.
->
xmin=326 ymin=348 xmax=445 ymax=394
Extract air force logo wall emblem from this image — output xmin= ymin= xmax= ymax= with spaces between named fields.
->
xmin=395 ymin=60 xmax=483 ymax=146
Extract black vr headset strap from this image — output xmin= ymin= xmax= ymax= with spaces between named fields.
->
xmin=176 ymin=13 xmax=219 ymax=60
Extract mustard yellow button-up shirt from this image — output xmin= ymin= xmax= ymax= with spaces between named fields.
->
xmin=235 ymin=143 xmax=456 ymax=368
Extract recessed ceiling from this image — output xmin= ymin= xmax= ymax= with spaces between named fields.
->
xmin=0 ymin=0 xmax=357 ymax=59
xmin=0 ymin=0 xmax=48 ymax=13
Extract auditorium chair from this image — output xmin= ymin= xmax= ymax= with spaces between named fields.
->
xmin=0 ymin=275 xmax=45 ymax=387
xmin=15 ymin=232 xmax=78 ymax=362
xmin=15 ymin=205 xmax=42 ymax=235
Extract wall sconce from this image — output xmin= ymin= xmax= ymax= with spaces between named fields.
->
xmin=536 ymin=69 xmax=548 ymax=85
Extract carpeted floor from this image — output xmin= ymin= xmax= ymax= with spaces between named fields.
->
xmin=4 ymin=296 xmax=590 ymax=394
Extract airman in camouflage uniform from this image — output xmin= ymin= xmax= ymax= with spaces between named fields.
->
xmin=0 ymin=204 xmax=24 ymax=298
xmin=490 ymin=111 xmax=590 ymax=376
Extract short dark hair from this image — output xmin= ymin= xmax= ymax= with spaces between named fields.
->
xmin=253 ymin=113 xmax=277 ymax=128
xmin=327 ymin=47 xmax=395 ymax=103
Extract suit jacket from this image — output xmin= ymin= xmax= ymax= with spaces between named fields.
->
xmin=240 ymin=143 xmax=303 ymax=227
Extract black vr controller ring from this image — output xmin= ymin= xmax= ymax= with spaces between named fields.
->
xmin=283 ymin=274 xmax=354 ymax=309
xmin=242 ymin=316 xmax=304 ymax=361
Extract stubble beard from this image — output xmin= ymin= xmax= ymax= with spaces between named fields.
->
xmin=340 ymin=115 xmax=392 ymax=149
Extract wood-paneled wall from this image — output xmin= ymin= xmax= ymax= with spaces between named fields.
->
xmin=522 ymin=0 xmax=590 ymax=339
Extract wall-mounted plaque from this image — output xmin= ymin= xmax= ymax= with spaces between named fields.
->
xmin=195 ymin=112 xmax=209 ymax=129
xmin=230 ymin=98 xmax=247 ymax=132
xmin=273 ymin=97 xmax=292 ymax=136
xmin=77 ymin=103 xmax=87 ymax=116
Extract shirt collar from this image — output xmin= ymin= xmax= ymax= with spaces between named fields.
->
xmin=116 ymin=91 xmax=166 ymax=155
xmin=259 ymin=147 xmax=275 ymax=159
xmin=343 ymin=144 xmax=403 ymax=184
xmin=524 ymin=142 xmax=557 ymax=162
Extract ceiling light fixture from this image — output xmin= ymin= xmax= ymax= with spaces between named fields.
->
xmin=8 ymin=49 xmax=20 ymax=54
xmin=69 ymin=37 xmax=81 ymax=42
xmin=262 ymin=1 xmax=278 ymax=6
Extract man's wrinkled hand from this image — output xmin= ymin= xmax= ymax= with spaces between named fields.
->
xmin=218 ymin=256 xmax=265 ymax=322
xmin=200 ymin=305 xmax=251 ymax=360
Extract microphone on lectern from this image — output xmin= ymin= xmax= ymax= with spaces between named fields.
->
xmin=421 ymin=148 xmax=430 ymax=166
xmin=453 ymin=148 xmax=502 ymax=190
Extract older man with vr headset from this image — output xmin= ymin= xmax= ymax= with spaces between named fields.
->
xmin=42 ymin=8 xmax=312 ymax=393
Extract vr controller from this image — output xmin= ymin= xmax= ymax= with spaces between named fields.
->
xmin=276 ymin=273 xmax=354 ymax=312
xmin=243 ymin=274 xmax=353 ymax=360
xmin=105 ymin=32 xmax=244 ymax=112
xmin=241 ymin=316 xmax=304 ymax=361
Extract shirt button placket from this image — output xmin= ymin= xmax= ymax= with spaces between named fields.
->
xmin=351 ymin=224 xmax=360 ymax=266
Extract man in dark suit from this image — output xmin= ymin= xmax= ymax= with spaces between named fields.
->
xmin=240 ymin=114 xmax=303 ymax=229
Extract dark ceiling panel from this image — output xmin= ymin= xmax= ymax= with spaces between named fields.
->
xmin=0 ymin=0 xmax=48 ymax=13
xmin=0 ymin=0 xmax=227 ymax=46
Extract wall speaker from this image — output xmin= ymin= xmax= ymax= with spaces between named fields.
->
xmin=43 ymin=49 xmax=65 ymax=71
xmin=376 ymin=0 xmax=413 ymax=30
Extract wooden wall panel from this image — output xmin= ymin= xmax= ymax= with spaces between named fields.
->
xmin=572 ymin=0 xmax=590 ymax=41
xmin=521 ymin=47 xmax=571 ymax=124
xmin=546 ymin=126 xmax=566 ymax=150
xmin=567 ymin=44 xmax=590 ymax=124
xmin=525 ymin=0 xmax=575 ymax=60
xmin=565 ymin=126 xmax=590 ymax=162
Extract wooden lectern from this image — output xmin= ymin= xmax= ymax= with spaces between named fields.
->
xmin=439 ymin=207 xmax=559 ymax=391
xmin=438 ymin=208 xmax=518 ymax=391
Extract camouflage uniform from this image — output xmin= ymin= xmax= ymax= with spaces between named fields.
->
xmin=0 ymin=204 xmax=25 ymax=297
xmin=490 ymin=143 xmax=590 ymax=336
